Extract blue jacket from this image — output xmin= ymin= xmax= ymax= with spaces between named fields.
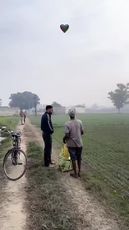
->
xmin=41 ymin=112 xmax=54 ymax=135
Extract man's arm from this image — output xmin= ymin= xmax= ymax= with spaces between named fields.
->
xmin=80 ymin=121 xmax=84 ymax=135
xmin=41 ymin=115 xmax=44 ymax=131
xmin=47 ymin=114 xmax=54 ymax=134
xmin=63 ymin=133 xmax=70 ymax=143
xmin=63 ymin=123 xmax=70 ymax=143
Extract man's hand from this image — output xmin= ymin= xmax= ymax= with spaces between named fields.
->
xmin=63 ymin=136 xmax=66 ymax=144
xmin=63 ymin=133 xmax=70 ymax=144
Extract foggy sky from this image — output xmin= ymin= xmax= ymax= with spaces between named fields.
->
xmin=0 ymin=0 xmax=129 ymax=107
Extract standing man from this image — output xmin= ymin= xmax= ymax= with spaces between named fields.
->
xmin=63 ymin=108 xmax=84 ymax=178
xmin=19 ymin=109 xmax=24 ymax=125
xmin=41 ymin=105 xmax=54 ymax=167
xmin=23 ymin=110 xmax=27 ymax=124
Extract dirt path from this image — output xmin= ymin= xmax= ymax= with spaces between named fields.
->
xmin=0 ymin=124 xmax=27 ymax=230
xmin=25 ymin=119 xmax=120 ymax=230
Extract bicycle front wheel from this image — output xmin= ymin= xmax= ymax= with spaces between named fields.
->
xmin=3 ymin=149 xmax=27 ymax=181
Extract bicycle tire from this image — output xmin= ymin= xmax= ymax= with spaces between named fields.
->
xmin=3 ymin=148 xmax=27 ymax=181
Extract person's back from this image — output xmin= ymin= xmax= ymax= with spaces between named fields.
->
xmin=63 ymin=108 xmax=84 ymax=178
xmin=65 ymin=119 xmax=83 ymax=148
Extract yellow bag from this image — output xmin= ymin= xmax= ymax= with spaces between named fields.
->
xmin=62 ymin=144 xmax=70 ymax=160
xmin=58 ymin=144 xmax=72 ymax=172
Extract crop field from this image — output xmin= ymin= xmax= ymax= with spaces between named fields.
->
xmin=31 ymin=113 xmax=129 ymax=225
xmin=0 ymin=116 xmax=19 ymax=159
xmin=0 ymin=116 xmax=19 ymax=131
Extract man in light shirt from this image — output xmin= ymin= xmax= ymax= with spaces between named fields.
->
xmin=63 ymin=108 xmax=84 ymax=178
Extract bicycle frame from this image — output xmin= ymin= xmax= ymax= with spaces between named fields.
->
xmin=2 ymin=126 xmax=27 ymax=181
xmin=12 ymin=134 xmax=21 ymax=149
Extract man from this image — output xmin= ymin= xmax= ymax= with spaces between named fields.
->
xmin=23 ymin=110 xmax=27 ymax=124
xmin=19 ymin=109 xmax=24 ymax=125
xmin=63 ymin=108 xmax=84 ymax=178
xmin=41 ymin=105 xmax=54 ymax=167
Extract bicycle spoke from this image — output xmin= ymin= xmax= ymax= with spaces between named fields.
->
xmin=3 ymin=149 xmax=27 ymax=181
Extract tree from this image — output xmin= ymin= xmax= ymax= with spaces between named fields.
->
xmin=9 ymin=91 xmax=40 ymax=113
xmin=33 ymin=94 xmax=39 ymax=116
xmin=108 ymin=83 xmax=129 ymax=112
xmin=52 ymin=102 xmax=63 ymax=107
xmin=75 ymin=104 xmax=85 ymax=108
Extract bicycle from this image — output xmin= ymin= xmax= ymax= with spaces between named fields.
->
xmin=0 ymin=126 xmax=27 ymax=181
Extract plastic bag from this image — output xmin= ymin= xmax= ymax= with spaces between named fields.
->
xmin=62 ymin=144 xmax=70 ymax=160
xmin=58 ymin=144 xmax=72 ymax=172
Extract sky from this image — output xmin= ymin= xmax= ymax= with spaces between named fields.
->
xmin=0 ymin=0 xmax=129 ymax=107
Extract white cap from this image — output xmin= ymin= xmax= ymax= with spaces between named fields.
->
xmin=68 ymin=108 xmax=76 ymax=117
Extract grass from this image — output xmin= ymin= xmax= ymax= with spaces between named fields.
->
xmin=30 ymin=113 xmax=129 ymax=228
xmin=0 ymin=116 xmax=19 ymax=131
xmin=26 ymin=142 xmax=82 ymax=230
xmin=0 ymin=116 xmax=19 ymax=160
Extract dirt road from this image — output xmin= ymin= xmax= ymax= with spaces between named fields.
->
xmin=0 ymin=124 xmax=27 ymax=230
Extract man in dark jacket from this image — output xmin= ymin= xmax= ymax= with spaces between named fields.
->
xmin=41 ymin=105 xmax=54 ymax=167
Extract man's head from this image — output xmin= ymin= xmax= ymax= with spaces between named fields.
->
xmin=46 ymin=105 xmax=53 ymax=115
xmin=68 ymin=108 xmax=76 ymax=119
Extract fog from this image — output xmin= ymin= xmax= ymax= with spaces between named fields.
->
xmin=0 ymin=0 xmax=129 ymax=107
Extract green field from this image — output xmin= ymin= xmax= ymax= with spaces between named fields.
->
xmin=31 ymin=113 xmax=129 ymax=226
xmin=0 ymin=116 xmax=19 ymax=159
xmin=0 ymin=116 xmax=19 ymax=131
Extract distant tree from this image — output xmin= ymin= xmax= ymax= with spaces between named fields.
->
xmin=33 ymin=94 xmax=39 ymax=116
xmin=75 ymin=104 xmax=85 ymax=108
xmin=9 ymin=91 xmax=40 ymax=114
xmin=108 ymin=83 xmax=129 ymax=112
xmin=52 ymin=102 xmax=63 ymax=107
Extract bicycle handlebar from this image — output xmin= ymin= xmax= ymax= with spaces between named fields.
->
xmin=0 ymin=126 xmax=21 ymax=137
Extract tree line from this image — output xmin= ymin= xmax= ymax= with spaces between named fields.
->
xmin=9 ymin=91 xmax=40 ymax=115
xmin=8 ymin=83 xmax=129 ymax=113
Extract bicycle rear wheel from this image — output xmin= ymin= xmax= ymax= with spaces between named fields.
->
xmin=3 ymin=149 xmax=27 ymax=181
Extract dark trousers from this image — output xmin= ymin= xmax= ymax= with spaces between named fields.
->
xmin=42 ymin=133 xmax=52 ymax=166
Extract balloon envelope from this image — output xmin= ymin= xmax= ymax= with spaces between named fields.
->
xmin=60 ymin=24 xmax=69 ymax=33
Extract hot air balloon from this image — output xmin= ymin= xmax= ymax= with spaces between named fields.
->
xmin=60 ymin=24 xmax=69 ymax=33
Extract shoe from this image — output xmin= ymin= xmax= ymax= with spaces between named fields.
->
xmin=70 ymin=173 xmax=78 ymax=178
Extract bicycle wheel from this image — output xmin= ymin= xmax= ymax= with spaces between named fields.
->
xmin=3 ymin=148 xmax=27 ymax=181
